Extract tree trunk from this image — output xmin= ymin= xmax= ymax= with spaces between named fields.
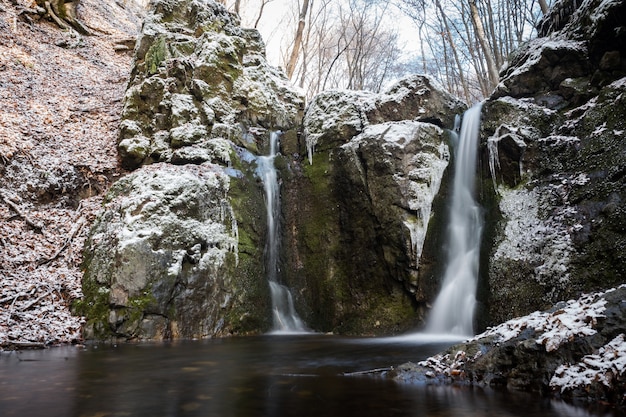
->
xmin=435 ymin=0 xmax=471 ymax=103
xmin=286 ymin=0 xmax=310 ymax=80
xmin=538 ymin=0 xmax=549 ymax=15
xmin=468 ymin=0 xmax=499 ymax=89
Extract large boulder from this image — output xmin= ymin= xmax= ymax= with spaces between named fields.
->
xmin=281 ymin=75 xmax=465 ymax=335
xmin=79 ymin=0 xmax=303 ymax=340
xmin=479 ymin=0 xmax=626 ymax=326
xmin=80 ymin=163 xmax=268 ymax=339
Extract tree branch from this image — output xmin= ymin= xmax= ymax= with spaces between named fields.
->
xmin=0 ymin=191 xmax=44 ymax=233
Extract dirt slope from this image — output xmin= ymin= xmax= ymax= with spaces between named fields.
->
xmin=0 ymin=0 xmax=144 ymax=348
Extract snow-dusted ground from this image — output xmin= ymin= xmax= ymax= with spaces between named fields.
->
xmin=0 ymin=0 xmax=144 ymax=348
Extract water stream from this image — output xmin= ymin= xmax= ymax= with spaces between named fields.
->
xmin=426 ymin=104 xmax=484 ymax=336
xmin=257 ymin=131 xmax=306 ymax=333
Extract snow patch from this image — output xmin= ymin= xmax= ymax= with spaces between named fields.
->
xmin=551 ymin=333 xmax=626 ymax=393
xmin=493 ymin=178 xmax=585 ymax=295
xmin=473 ymin=288 xmax=611 ymax=351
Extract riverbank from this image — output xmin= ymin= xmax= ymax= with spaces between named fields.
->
xmin=390 ymin=286 xmax=626 ymax=409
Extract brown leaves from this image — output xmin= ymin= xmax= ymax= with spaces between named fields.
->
xmin=0 ymin=0 xmax=143 ymax=348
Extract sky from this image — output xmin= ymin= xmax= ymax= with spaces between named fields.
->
xmin=233 ymin=0 xmax=420 ymax=67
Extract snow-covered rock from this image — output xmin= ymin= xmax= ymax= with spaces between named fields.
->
xmin=303 ymin=75 xmax=464 ymax=165
xmin=392 ymin=286 xmax=626 ymax=406
xmin=117 ymin=0 xmax=304 ymax=168
xmin=81 ymin=163 xmax=268 ymax=339
xmin=479 ymin=0 xmax=626 ymax=326
xmin=81 ymin=0 xmax=302 ymax=340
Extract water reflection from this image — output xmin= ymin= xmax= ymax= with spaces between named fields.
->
xmin=0 ymin=335 xmax=618 ymax=417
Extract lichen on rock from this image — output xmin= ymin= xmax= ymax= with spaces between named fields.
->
xmin=81 ymin=0 xmax=303 ymax=340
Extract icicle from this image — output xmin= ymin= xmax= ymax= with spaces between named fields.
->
xmin=487 ymin=137 xmax=501 ymax=192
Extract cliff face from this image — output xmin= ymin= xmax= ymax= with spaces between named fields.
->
xmin=479 ymin=0 xmax=626 ymax=326
xmin=393 ymin=3 xmax=626 ymax=406
xmin=281 ymin=76 xmax=465 ymax=335
xmin=80 ymin=0 xmax=464 ymax=340
xmin=80 ymin=0 xmax=304 ymax=340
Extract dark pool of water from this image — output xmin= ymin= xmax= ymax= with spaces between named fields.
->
xmin=0 ymin=334 xmax=618 ymax=417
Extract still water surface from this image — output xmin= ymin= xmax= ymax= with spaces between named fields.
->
xmin=0 ymin=334 xmax=618 ymax=417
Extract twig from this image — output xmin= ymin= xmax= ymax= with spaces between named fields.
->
xmin=37 ymin=215 xmax=86 ymax=266
xmin=0 ymin=191 xmax=44 ymax=233
xmin=342 ymin=367 xmax=393 ymax=376
xmin=2 ymin=341 xmax=46 ymax=349
xmin=17 ymin=289 xmax=54 ymax=311
xmin=0 ymin=292 xmax=27 ymax=305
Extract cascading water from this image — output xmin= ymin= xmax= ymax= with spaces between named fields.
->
xmin=257 ymin=131 xmax=307 ymax=333
xmin=426 ymin=104 xmax=484 ymax=336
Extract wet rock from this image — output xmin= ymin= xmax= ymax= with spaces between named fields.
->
xmin=117 ymin=0 xmax=304 ymax=169
xmin=479 ymin=0 xmax=626 ymax=326
xmin=282 ymin=75 xmax=464 ymax=335
xmin=81 ymin=0 xmax=303 ymax=340
xmin=80 ymin=163 xmax=269 ymax=339
xmin=393 ymin=286 xmax=626 ymax=407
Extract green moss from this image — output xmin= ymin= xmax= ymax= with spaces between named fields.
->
xmin=73 ymin=273 xmax=111 ymax=339
xmin=223 ymin=158 xmax=272 ymax=333
xmin=146 ymin=36 xmax=168 ymax=75
xmin=126 ymin=290 xmax=158 ymax=325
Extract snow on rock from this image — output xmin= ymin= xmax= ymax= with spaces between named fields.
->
xmin=119 ymin=0 xmax=304 ymax=168
xmin=303 ymin=74 xmax=465 ymax=164
xmin=475 ymin=288 xmax=610 ymax=351
xmin=550 ymin=333 xmax=626 ymax=394
xmin=341 ymin=121 xmax=449 ymax=267
xmin=303 ymin=89 xmax=376 ymax=164
xmin=81 ymin=163 xmax=242 ymax=340
xmin=495 ymin=38 xmax=588 ymax=98
xmin=400 ymin=286 xmax=626 ymax=403
xmin=491 ymin=185 xmax=576 ymax=301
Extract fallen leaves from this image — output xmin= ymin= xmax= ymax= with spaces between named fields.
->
xmin=0 ymin=0 xmax=145 ymax=348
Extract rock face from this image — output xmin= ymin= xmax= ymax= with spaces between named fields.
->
xmin=390 ymin=0 xmax=626 ymax=408
xmin=117 ymin=0 xmax=303 ymax=168
xmin=281 ymin=76 xmax=465 ymax=335
xmin=479 ymin=0 xmax=626 ymax=326
xmin=80 ymin=0 xmax=304 ymax=340
xmin=393 ymin=286 xmax=626 ymax=407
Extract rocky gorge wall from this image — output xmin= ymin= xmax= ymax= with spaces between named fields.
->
xmin=479 ymin=0 xmax=626 ymax=326
xmin=79 ymin=0 xmax=304 ymax=340
xmin=79 ymin=0 xmax=626 ymax=344
xmin=281 ymin=78 xmax=465 ymax=334
xmin=391 ymin=0 xmax=626 ymax=408
xmin=79 ymin=0 xmax=468 ymax=339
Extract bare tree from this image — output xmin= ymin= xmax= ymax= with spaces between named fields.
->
xmin=285 ymin=0 xmax=311 ymax=79
xmin=395 ymin=0 xmax=549 ymax=101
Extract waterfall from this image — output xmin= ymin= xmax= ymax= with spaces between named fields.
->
xmin=257 ymin=131 xmax=307 ymax=333
xmin=426 ymin=104 xmax=484 ymax=336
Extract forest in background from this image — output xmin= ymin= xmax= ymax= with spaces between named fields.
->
xmin=220 ymin=0 xmax=550 ymax=102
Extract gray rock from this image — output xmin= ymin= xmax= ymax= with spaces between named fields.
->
xmin=281 ymin=75 xmax=463 ymax=335
xmin=117 ymin=0 xmax=304 ymax=168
